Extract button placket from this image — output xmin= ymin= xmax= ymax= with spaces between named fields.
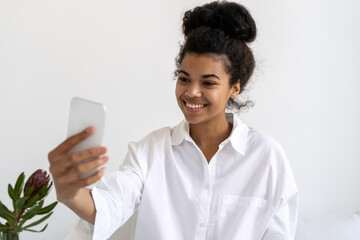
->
xmin=194 ymin=155 xmax=214 ymax=239
xmin=191 ymin=138 xmax=225 ymax=239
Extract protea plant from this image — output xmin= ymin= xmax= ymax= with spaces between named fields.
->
xmin=0 ymin=170 xmax=58 ymax=240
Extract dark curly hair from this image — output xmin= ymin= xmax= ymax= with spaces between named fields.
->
xmin=175 ymin=1 xmax=256 ymax=111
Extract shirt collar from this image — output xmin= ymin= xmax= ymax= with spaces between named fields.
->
xmin=226 ymin=113 xmax=249 ymax=155
xmin=171 ymin=113 xmax=249 ymax=155
xmin=171 ymin=119 xmax=191 ymax=146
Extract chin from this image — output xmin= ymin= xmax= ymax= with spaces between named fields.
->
xmin=182 ymin=114 xmax=208 ymax=125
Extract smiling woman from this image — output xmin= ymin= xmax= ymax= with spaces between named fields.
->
xmin=48 ymin=1 xmax=298 ymax=240
xmin=176 ymin=53 xmax=239 ymax=127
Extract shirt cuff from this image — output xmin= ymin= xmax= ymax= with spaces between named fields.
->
xmin=65 ymin=218 xmax=94 ymax=240
xmin=91 ymin=186 xmax=112 ymax=240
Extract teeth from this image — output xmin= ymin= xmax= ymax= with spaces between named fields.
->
xmin=186 ymin=102 xmax=205 ymax=109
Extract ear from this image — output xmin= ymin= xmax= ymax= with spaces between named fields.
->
xmin=230 ymin=83 xmax=240 ymax=99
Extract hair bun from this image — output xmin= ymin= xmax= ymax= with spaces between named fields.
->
xmin=183 ymin=1 xmax=256 ymax=43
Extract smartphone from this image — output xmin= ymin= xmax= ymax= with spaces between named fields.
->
xmin=67 ymin=97 xmax=107 ymax=179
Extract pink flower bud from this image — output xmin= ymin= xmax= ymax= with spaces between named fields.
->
xmin=24 ymin=169 xmax=51 ymax=198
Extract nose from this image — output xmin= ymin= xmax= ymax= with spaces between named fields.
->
xmin=185 ymin=83 xmax=201 ymax=98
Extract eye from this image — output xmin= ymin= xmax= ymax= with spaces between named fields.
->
xmin=178 ymin=77 xmax=190 ymax=83
xmin=203 ymin=81 xmax=215 ymax=86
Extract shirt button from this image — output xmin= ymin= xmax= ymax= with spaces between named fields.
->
xmin=199 ymin=222 xmax=205 ymax=228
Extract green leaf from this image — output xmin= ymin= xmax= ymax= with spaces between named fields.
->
xmin=36 ymin=202 xmax=57 ymax=215
xmin=24 ymin=185 xmax=34 ymax=198
xmin=14 ymin=173 xmax=25 ymax=199
xmin=0 ymin=224 xmax=12 ymax=231
xmin=24 ymin=193 xmax=40 ymax=209
xmin=0 ymin=221 xmax=4 ymax=226
xmin=38 ymin=184 xmax=51 ymax=199
xmin=12 ymin=224 xmax=22 ymax=232
xmin=22 ymin=212 xmax=53 ymax=229
xmin=8 ymin=184 xmax=17 ymax=212
xmin=7 ymin=184 xmax=16 ymax=202
xmin=19 ymin=201 xmax=44 ymax=226
xmin=23 ymin=223 xmax=48 ymax=233
xmin=23 ymin=171 xmax=33 ymax=195
xmin=15 ymin=196 xmax=29 ymax=211
xmin=0 ymin=201 xmax=16 ymax=222
xmin=25 ymin=183 xmax=51 ymax=209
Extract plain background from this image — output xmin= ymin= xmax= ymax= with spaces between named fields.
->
xmin=0 ymin=0 xmax=359 ymax=239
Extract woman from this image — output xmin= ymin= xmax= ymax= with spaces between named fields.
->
xmin=49 ymin=1 xmax=298 ymax=239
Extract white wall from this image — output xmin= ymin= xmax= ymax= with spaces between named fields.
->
xmin=0 ymin=0 xmax=359 ymax=239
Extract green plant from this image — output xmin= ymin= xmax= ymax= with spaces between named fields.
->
xmin=0 ymin=170 xmax=58 ymax=239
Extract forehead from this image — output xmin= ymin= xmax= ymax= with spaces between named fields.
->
xmin=180 ymin=53 xmax=229 ymax=76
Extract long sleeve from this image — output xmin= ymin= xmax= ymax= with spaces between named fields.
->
xmin=260 ymin=136 xmax=299 ymax=240
xmin=261 ymin=186 xmax=299 ymax=240
xmin=91 ymin=142 xmax=145 ymax=240
xmin=65 ymin=218 xmax=93 ymax=240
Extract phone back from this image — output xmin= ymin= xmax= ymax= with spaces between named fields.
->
xmin=67 ymin=97 xmax=106 ymax=154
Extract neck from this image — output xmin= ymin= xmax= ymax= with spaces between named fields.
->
xmin=189 ymin=114 xmax=233 ymax=148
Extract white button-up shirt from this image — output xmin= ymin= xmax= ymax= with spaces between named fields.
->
xmin=89 ymin=113 xmax=298 ymax=240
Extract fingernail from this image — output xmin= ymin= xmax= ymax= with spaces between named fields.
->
xmin=98 ymin=146 xmax=107 ymax=154
xmin=86 ymin=126 xmax=92 ymax=134
xmin=100 ymin=156 xmax=109 ymax=163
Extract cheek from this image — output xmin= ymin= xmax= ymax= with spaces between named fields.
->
xmin=175 ymin=83 xmax=184 ymax=99
xmin=207 ymin=88 xmax=230 ymax=102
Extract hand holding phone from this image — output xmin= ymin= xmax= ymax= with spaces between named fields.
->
xmin=48 ymin=97 xmax=108 ymax=205
xmin=67 ymin=97 xmax=107 ymax=178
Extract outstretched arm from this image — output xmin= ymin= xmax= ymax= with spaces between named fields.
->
xmin=48 ymin=126 xmax=108 ymax=224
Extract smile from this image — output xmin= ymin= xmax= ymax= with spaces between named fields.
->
xmin=183 ymin=100 xmax=208 ymax=109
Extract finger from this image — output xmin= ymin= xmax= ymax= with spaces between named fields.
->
xmin=50 ymin=146 xmax=106 ymax=178
xmin=72 ymin=167 xmax=106 ymax=188
xmin=57 ymin=156 xmax=108 ymax=183
xmin=58 ymin=126 xmax=94 ymax=155
xmin=48 ymin=126 xmax=94 ymax=161
xmin=63 ymin=146 xmax=107 ymax=168
xmin=49 ymin=160 xmax=65 ymax=178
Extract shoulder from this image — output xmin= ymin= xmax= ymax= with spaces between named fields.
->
xmin=129 ymin=126 xmax=173 ymax=153
xmin=247 ymin=127 xmax=284 ymax=153
xmin=245 ymin=127 xmax=290 ymax=171
xmin=140 ymin=126 xmax=172 ymax=142
xmin=246 ymin=127 xmax=298 ymax=193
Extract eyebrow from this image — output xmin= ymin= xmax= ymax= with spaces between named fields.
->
xmin=178 ymin=70 xmax=221 ymax=80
